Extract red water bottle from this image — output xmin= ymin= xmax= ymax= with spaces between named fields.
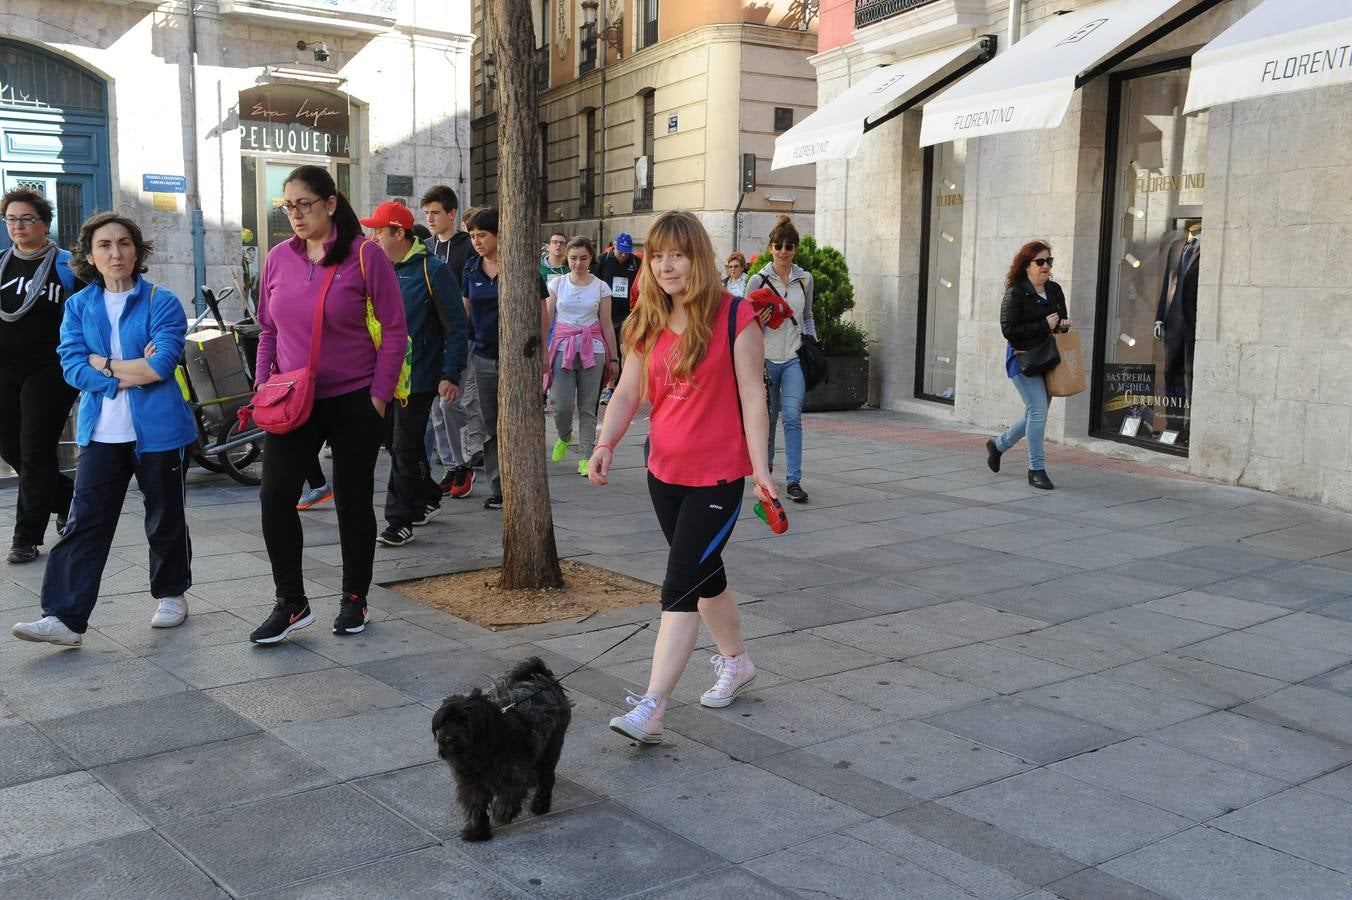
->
xmin=753 ymin=485 xmax=788 ymax=534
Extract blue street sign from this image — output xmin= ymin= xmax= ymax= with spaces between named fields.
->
xmin=142 ymin=174 xmax=187 ymax=193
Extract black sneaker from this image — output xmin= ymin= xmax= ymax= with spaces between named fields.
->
xmin=786 ymin=482 xmax=809 ymax=504
xmin=483 ymin=494 xmax=503 ymax=510
xmin=438 ymin=469 xmax=456 ymax=494
xmin=378 ymin=524 xmax=414 ymax=546
xmin=250 ymin=599 xmax=314 ymax=644
xmin=470 ymin=450 xmax=485 ymax=469
xmin=333 ymin=593 xmax=369 ymax=635
xmin=6 ymin=543 xmax=39 ymax=564
xmin=411 ymin=504 xmax=441 ymax=526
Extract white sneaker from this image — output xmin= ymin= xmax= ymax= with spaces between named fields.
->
xmin=11 ymin=615 xmax=82 ymax=646
xmin=700 ymin=653 xmax=756 ymax=708
xmin=150 ymin=596 xmax=188 ymax=628
xmin=608 ymin=692 xmax=666 ymax=744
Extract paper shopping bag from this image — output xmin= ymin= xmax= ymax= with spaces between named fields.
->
xmin=1045 ymin=331 xmax=1087 ymax=397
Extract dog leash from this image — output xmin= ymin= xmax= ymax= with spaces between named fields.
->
xmin=499 ymin=564 xmax=727 ymax=713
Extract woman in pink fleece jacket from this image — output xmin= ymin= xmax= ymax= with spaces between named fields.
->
xmin=249 ymin=165 xmax=407 ymax=645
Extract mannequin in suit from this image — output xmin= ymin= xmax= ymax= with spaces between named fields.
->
xmin=1154 ymin=223 xmax=1200 ymax=437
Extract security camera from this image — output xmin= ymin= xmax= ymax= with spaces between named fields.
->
xmin=296 ymin=40 xmax=330 ymax=63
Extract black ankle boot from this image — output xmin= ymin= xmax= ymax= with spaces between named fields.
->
xmin=986 ymin=439 xmax=1002 ymax=473
xmin=1028 ymin=469 xmax=1054 ymax=490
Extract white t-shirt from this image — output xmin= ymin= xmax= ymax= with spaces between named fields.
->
xmin=550 ymin=274 xmax=612 ymax=355
xmin=90 ymin=289 xmax=137 ymax=443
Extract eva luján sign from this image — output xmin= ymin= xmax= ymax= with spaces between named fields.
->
xmin=239 ymin=85 xmax=351 ymax=158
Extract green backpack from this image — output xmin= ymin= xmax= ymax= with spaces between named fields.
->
xmin=359 ymin=239 xmax=413 ymax=404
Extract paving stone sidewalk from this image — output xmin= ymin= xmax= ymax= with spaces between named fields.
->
xmin=4 ymin=409 xmax=1352 ymax=899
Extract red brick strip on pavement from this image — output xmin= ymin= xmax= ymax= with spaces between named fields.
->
xmin=807 ymin=414 xmax=1200 ymax=481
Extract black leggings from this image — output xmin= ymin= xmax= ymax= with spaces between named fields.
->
xmin=647 ymin=473 xmax=743 ymax=612
xmin=260 ymin=388 xmax=384 ymax=602
xmin=0 ymin=363 xmax=77 ymax=545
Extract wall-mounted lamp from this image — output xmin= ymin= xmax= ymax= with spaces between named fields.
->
xmin=1128 ymin=159 xmax=1145 ymax=173
xmin=581 ymin=0 xmax=626 ymax=59
xmin=940 ymin=231 xmax=956 ymax=243
xmin=484 ymin=54 xmax=497 ymax=89
xmin=296 ymin=40 xmax=330 ymax=63
xmin=943 ymin=178 xmax=958 ymax=190
xmin=1126 ymin=206 xmax=1146 ymax=219
xmin=1119 ymin=333 xmax=1136 ymax=347
xmin=939 ymin=278 xmax=954 ymax=289
xmin=934 ymin=354 xmax=953 ymax=364
xmin=1123 ymin=253 xmax=1141 ymax=268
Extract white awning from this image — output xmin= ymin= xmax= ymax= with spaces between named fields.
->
xmin=771 ymin=40 xmax=992 ymax=170
xmin=1184 ymin=0 xmax=1352 ymax=113
xmin=920 ymin=0 xmax=1192 ymax=147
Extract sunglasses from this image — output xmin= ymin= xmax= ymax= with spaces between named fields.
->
xmin=1031 ymin=257 xmax=1054 ymax=268
xmin=772 ymin=242 xmax=797 ymax=251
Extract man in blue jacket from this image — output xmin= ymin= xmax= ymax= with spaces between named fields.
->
xmin=361 ymin=202 xmax=467 ymax=546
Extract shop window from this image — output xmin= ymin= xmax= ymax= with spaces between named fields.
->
xmin=916 ymin=142 xmax=965 ymax=403
xmin=238 ymin=84 xmax=356 ymax=258
xmin=1093 ymin=62 xmax=1207 ymax=454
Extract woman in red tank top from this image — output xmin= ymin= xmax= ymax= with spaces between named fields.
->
xmin=588 ymin=211 xmax=778 ymax=745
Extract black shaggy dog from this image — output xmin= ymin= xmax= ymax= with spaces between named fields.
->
xmin=431 ymin=657 xmax=573 ymax=841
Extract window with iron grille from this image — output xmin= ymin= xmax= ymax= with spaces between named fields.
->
xmin=537 ymin=44 xmax=550 ymax=91
xmin=538 ymin=122 xmax=549 ymax=217
xmin=639 ymin=0 xmax=659 ymax=49
xmin=579 ymin=25 xmax=597 ymax=75
xmin=634 ymin=91 xmax=655 ymax=210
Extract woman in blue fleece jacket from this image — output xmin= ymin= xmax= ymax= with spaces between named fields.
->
xmin=11 ymin=212 xmax=196 ymax=648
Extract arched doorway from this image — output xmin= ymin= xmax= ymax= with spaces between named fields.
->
xmin=0 ymin=40 xmax=111 ymax=250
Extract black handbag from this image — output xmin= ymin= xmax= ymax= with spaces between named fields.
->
xmin=757 ymin=276 xmax=830 ymax=390
xmin=1014 ymin=334 xmax=1060 ymax=376
xmin=797 ymin=334 xmax=828 ymax=390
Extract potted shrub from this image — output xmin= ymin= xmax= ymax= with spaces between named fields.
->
xmin=748 ymin=235 xmax=867 ymax=411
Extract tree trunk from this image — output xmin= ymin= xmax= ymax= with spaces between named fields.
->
xmin=491 ymin=0 xmax=563 ymax=589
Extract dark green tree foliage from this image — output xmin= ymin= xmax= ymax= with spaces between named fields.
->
xmin=749 ymin=235 xmax=868 ymax=358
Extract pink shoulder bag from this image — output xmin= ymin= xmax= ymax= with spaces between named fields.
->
xmin=250 ymin=265 xmax=337 ymax=435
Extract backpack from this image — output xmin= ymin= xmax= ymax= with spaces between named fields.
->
xmin=359 ymin=239 xmax=413 ymax=404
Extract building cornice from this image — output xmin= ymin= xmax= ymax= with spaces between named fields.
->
xmin=853 ymin=0 xmax=991 ymax=57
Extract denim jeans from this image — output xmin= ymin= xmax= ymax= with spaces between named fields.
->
xmin=996 ymin=369 xmax=1049 ymax=471
xmin=766 ymin=357 xmax=805 ymax=484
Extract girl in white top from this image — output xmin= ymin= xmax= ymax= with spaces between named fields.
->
xmin=544 ymin=236 xmax=618 ymax=475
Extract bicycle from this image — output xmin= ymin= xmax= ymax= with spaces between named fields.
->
xmin=177 ymin=286 xmax=265 ymax=486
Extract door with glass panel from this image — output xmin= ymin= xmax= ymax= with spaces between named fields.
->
xmin=0 ymin=173 xmax=95 ymax=251
xmin=916 ymin=142 xmax=966 ymax=403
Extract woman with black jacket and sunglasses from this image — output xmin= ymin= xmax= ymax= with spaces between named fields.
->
xmin=987 ymin=240 xmax=1071 ymax=491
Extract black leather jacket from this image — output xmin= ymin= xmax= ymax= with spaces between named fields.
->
xmin=1000 ymin=278 xmax=1069 ymax=350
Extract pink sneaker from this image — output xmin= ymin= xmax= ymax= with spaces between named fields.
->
xmin=700 ymin=653 xmax=756 ymax=708
xmin=609 ymin=692 xmax=665 ymax=744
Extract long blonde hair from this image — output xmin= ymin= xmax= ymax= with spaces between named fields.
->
xmin=622 ymin=211 xmax=724 ymax=398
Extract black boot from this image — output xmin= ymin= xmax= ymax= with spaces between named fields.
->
xmin=985 ymin=439 xmax=1002 ymax=473
xmin=1028 ymin=469 xmax=1054 ymax=491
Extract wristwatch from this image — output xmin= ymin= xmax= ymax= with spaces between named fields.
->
xmin=101 ymin=359 xmax=114 ymax=378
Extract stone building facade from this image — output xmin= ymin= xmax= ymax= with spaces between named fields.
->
xmin=1 ymin=0 xmax=472 ymax=315
xmin=804 ymin=0 xmax=1352 ymax=510
xmin=469 ymin=0 xmax=819 ymax=258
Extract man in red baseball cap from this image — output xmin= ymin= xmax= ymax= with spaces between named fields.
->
xmin=360 ymin=200 xmax=468 ymax=547
xmin=359 ymin=200 xmax=415 ymax=234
